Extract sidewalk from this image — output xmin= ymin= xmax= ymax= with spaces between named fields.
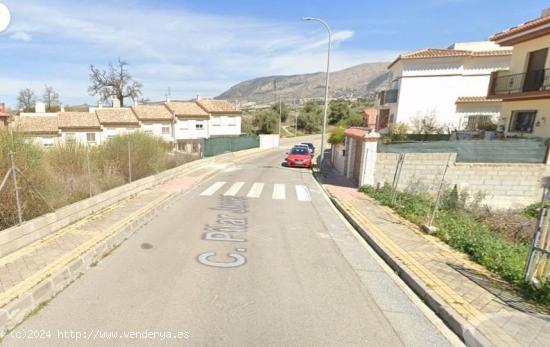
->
xmin=319 ymin=168 xmax=550 ymax=347
xmin=0 ymin=156 xmax=239 ymax=336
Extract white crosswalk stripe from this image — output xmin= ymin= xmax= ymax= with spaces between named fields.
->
xmin=224 ymin=182 xmax=245 ymax=196
xmin=272 ymin=184 xmax=286 ymax=200
xmin=247 ymin=182 xmax=264 ymax=198
xmin=295 ymin=185 xmax=312 ymax=202
xmin=199 ymin=181 xmax=226 ymax=196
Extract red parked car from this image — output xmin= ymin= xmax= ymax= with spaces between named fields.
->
xmin=286 ymin=146 xmax=312 ymax=168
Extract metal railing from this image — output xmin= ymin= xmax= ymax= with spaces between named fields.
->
xmin=490 ymin=68 xmax=550 ymax=96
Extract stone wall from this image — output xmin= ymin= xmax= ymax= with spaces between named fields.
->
xmin=374 ymin=152 xmax=550 ymax=209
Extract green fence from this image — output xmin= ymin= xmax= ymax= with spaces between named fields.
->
xmin=203 ymin=135 xmax=260 ymax=157
xmin=378 ymin=138 xmax=549 ymax=163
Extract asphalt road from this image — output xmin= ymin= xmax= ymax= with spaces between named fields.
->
xmin=3 ymin=144 xmax=460 ymax=347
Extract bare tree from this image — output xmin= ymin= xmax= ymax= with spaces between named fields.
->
xmin=411 ymin=111 xmax=444 ymax=135
xmin=88 ymin=59 xmax=142 ymax=107
xmin=17 ymin=88 xmax=36 ymax=112
xmin=43 ymin=85 xmax=61 ymax=112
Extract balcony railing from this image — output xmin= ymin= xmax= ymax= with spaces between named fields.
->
xmin=489 ymin=68 xmax=550 ymax=96
xmin=378 ymin=89 xmax=398 ymax=105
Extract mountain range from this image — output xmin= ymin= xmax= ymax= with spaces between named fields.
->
xmin=215 ymin=62 xmax=390 ymax=104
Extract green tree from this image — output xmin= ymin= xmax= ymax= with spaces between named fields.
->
xmin=271 ymin=102 xmax=289 ymax=123
xmin=328 ymin=100 xmax=350 ymax=124
xmin=339 ymin=113 xmax=364 ymax=127
xmin=253 ymin=110 xmax=278 ymax=134
xmin=297 ymin=101 xmax=323 ymax=134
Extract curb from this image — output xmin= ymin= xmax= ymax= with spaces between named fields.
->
xmin=0 ymin=192 xmax=175 ymax=338
xmin=313 ymin=174 xmax=491 ymax=347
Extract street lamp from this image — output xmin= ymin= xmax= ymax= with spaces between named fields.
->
xmin=303 ymin=16 xmax=331 ymax=170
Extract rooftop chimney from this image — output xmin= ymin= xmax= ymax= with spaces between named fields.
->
xmin=196 ymin=94 xmax=201 ymax=101
xmin=111 ymin=97 xmax=121 ymax=108
xmin=35 ymin=102 xmax=46 ymax=113
xmin=60 ymin=105 xmax=65 ymax=112
xmin=542 ymin=8 xmax=550 ymax=17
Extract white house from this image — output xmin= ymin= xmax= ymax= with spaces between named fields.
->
xmin=166 ymin=101 xmax=210 ymax=153
xmin=12 ymin=115 xmax=61 ymax=147
xmin=95 ymin=108 xmax=140 ymax=139
xmin=131 ymin=104 xmax=173 ymax=143
xmin=196 ymin=99 xmax=242 ymax=136
xmin=375 ymin=41 xmax=512 ymax=132
xmin=58 ymin=112 xmax=103 ymax=145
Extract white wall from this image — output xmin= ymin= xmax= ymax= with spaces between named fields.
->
xmin=61 ymin=130 xmax=103 ymax=145
xmin=104 ymin=126 xmax=139 ymax=140
xmin=141 ymin=121 xmax=173 ymax=142
xmin=174 ymin=118 xmax=208 ymax=140
xmin=31 ymin=136 xmax=61 ymax=147
xmin=331 ymin=143 xmax=346 ymax=175
xmin=208 ymin=115 xmax=241 ymax=136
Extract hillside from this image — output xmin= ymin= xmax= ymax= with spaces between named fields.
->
xmin=216 ymin=62 xmax=390 ymax=104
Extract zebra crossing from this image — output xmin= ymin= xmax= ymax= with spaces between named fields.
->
xmin=199 ymin=181 xmax=312 ymax=202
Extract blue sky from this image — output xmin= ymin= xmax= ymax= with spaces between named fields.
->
xmin=0 ymin=0 xmax=548 ymax=107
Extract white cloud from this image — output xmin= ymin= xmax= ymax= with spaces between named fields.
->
xmin=9 ymin=31 xmax=31 ymax=42
xmin=1 ymin=0 xmax=394 ymax=102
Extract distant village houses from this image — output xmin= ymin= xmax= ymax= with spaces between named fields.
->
xmin=8 ymin=97 xmax=242 ymax=154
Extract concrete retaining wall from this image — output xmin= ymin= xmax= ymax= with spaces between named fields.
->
xmin=374 ymin=152 xmax=550 ymax=209
xmin=0 ymin=147 xmax=264 ymax=258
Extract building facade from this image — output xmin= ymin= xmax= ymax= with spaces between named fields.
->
xmin=488 ymin=9 xmax=550 ymax=138
xmin=376 ymin=41 xmax=512 ymax=133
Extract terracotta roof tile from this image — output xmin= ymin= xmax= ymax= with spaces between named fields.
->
xmin=456 ymin=96 xmax=502 ymax=103
xmin=344 ymin=127 xmax=370 ymax=139
xmin=491 ymin=15 xmax=550 ymax=42
xmin=58 ymin=112 xmax=100 ymax=129
xmin=12 ymin=116 xmax=59 ymax=134
xmin=132 ymin=104 xmax=172 ymax=121
xmin=197 ymin=99 xmax=241 ymax=114
xmin=388 ymin=48 xmax=511 ymax=68
xmin=166 ymin=102 xmax=208 ymax=117
xmin=96 ymin=108 xmax=139 ymax=125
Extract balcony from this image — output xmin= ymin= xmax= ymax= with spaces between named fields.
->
xmin=488 ymin=68 xmax=550 ymax=99
xmin=378 ymin=89 xmax=398 ymax=106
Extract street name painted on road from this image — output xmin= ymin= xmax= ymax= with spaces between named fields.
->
xmin=197 ymin=196 xmax=248 ymax=268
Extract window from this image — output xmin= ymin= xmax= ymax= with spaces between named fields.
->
xmin=162 ymin=126 xmax=170 ymax=134
xmin=509 ymin=111 xmax=537 ymax=133
xmin=86 ymin=133 xmax=96 ymax=143
xmin=212 ymin=117 xmax=221 ymax=126
xmin=143 ymin=125 xmax=153 ymax=134
xmin=227 ymin=117 xmax=236 ymax=126
xmin=65 ymin=133 xmax=76 ymax=144
xmin=179 ymin=121 xmax=189 ymax=130
xmin=196 ymin=122 xmax=204 ymax=130
xmin=466 ymin=115 xmax=492 ymax=131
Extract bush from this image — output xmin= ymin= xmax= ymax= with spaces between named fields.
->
xmin=328 ymin=126 xmax=345 ymax=145
xmin=388 ymin=122 xmax=408 ymax=142
xmin=359 ymin=184 xmax=550 ymax=305
xmin=252 ymin=110 xmax=278 ymax=134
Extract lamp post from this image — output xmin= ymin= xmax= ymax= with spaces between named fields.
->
xmin=303 ymin=16 xmax=331 ymax=169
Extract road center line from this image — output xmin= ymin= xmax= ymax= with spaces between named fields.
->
xmin=200 ymin=181 xmax=226 ymax=196
xmin=224 ymin=182 xmax=245 ymax=196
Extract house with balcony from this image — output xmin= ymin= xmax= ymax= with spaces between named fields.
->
xmin=375 ymin=41 xmax=512 ymax=133
xmin=131 ymin=104 xmax=173 ymax=143
xmin=58 ymin=112 xmax=103 ymax=145
xmin=487 ymin=8 xmax=550 ymax=137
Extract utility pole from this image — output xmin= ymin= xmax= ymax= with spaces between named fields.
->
xmin=279 ymin=94 xmax=282 ymax=137
xmin=303 ymin=17 xmax=331 ymax=169
xmin=128 ymin=138 xmax=132 ymax=183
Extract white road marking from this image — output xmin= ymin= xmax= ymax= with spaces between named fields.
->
xmin=224 ymin=182 xmax=245 ymax=196
xmin=272 ymin=184 xmax=286 ymax=200
xmin=247 ymin=183 xmax=264 ymax=198
xmin=200 ymin=181 xmax=226 ymax=196
xmin=295 ymin=185 xmax=312 ymax=202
